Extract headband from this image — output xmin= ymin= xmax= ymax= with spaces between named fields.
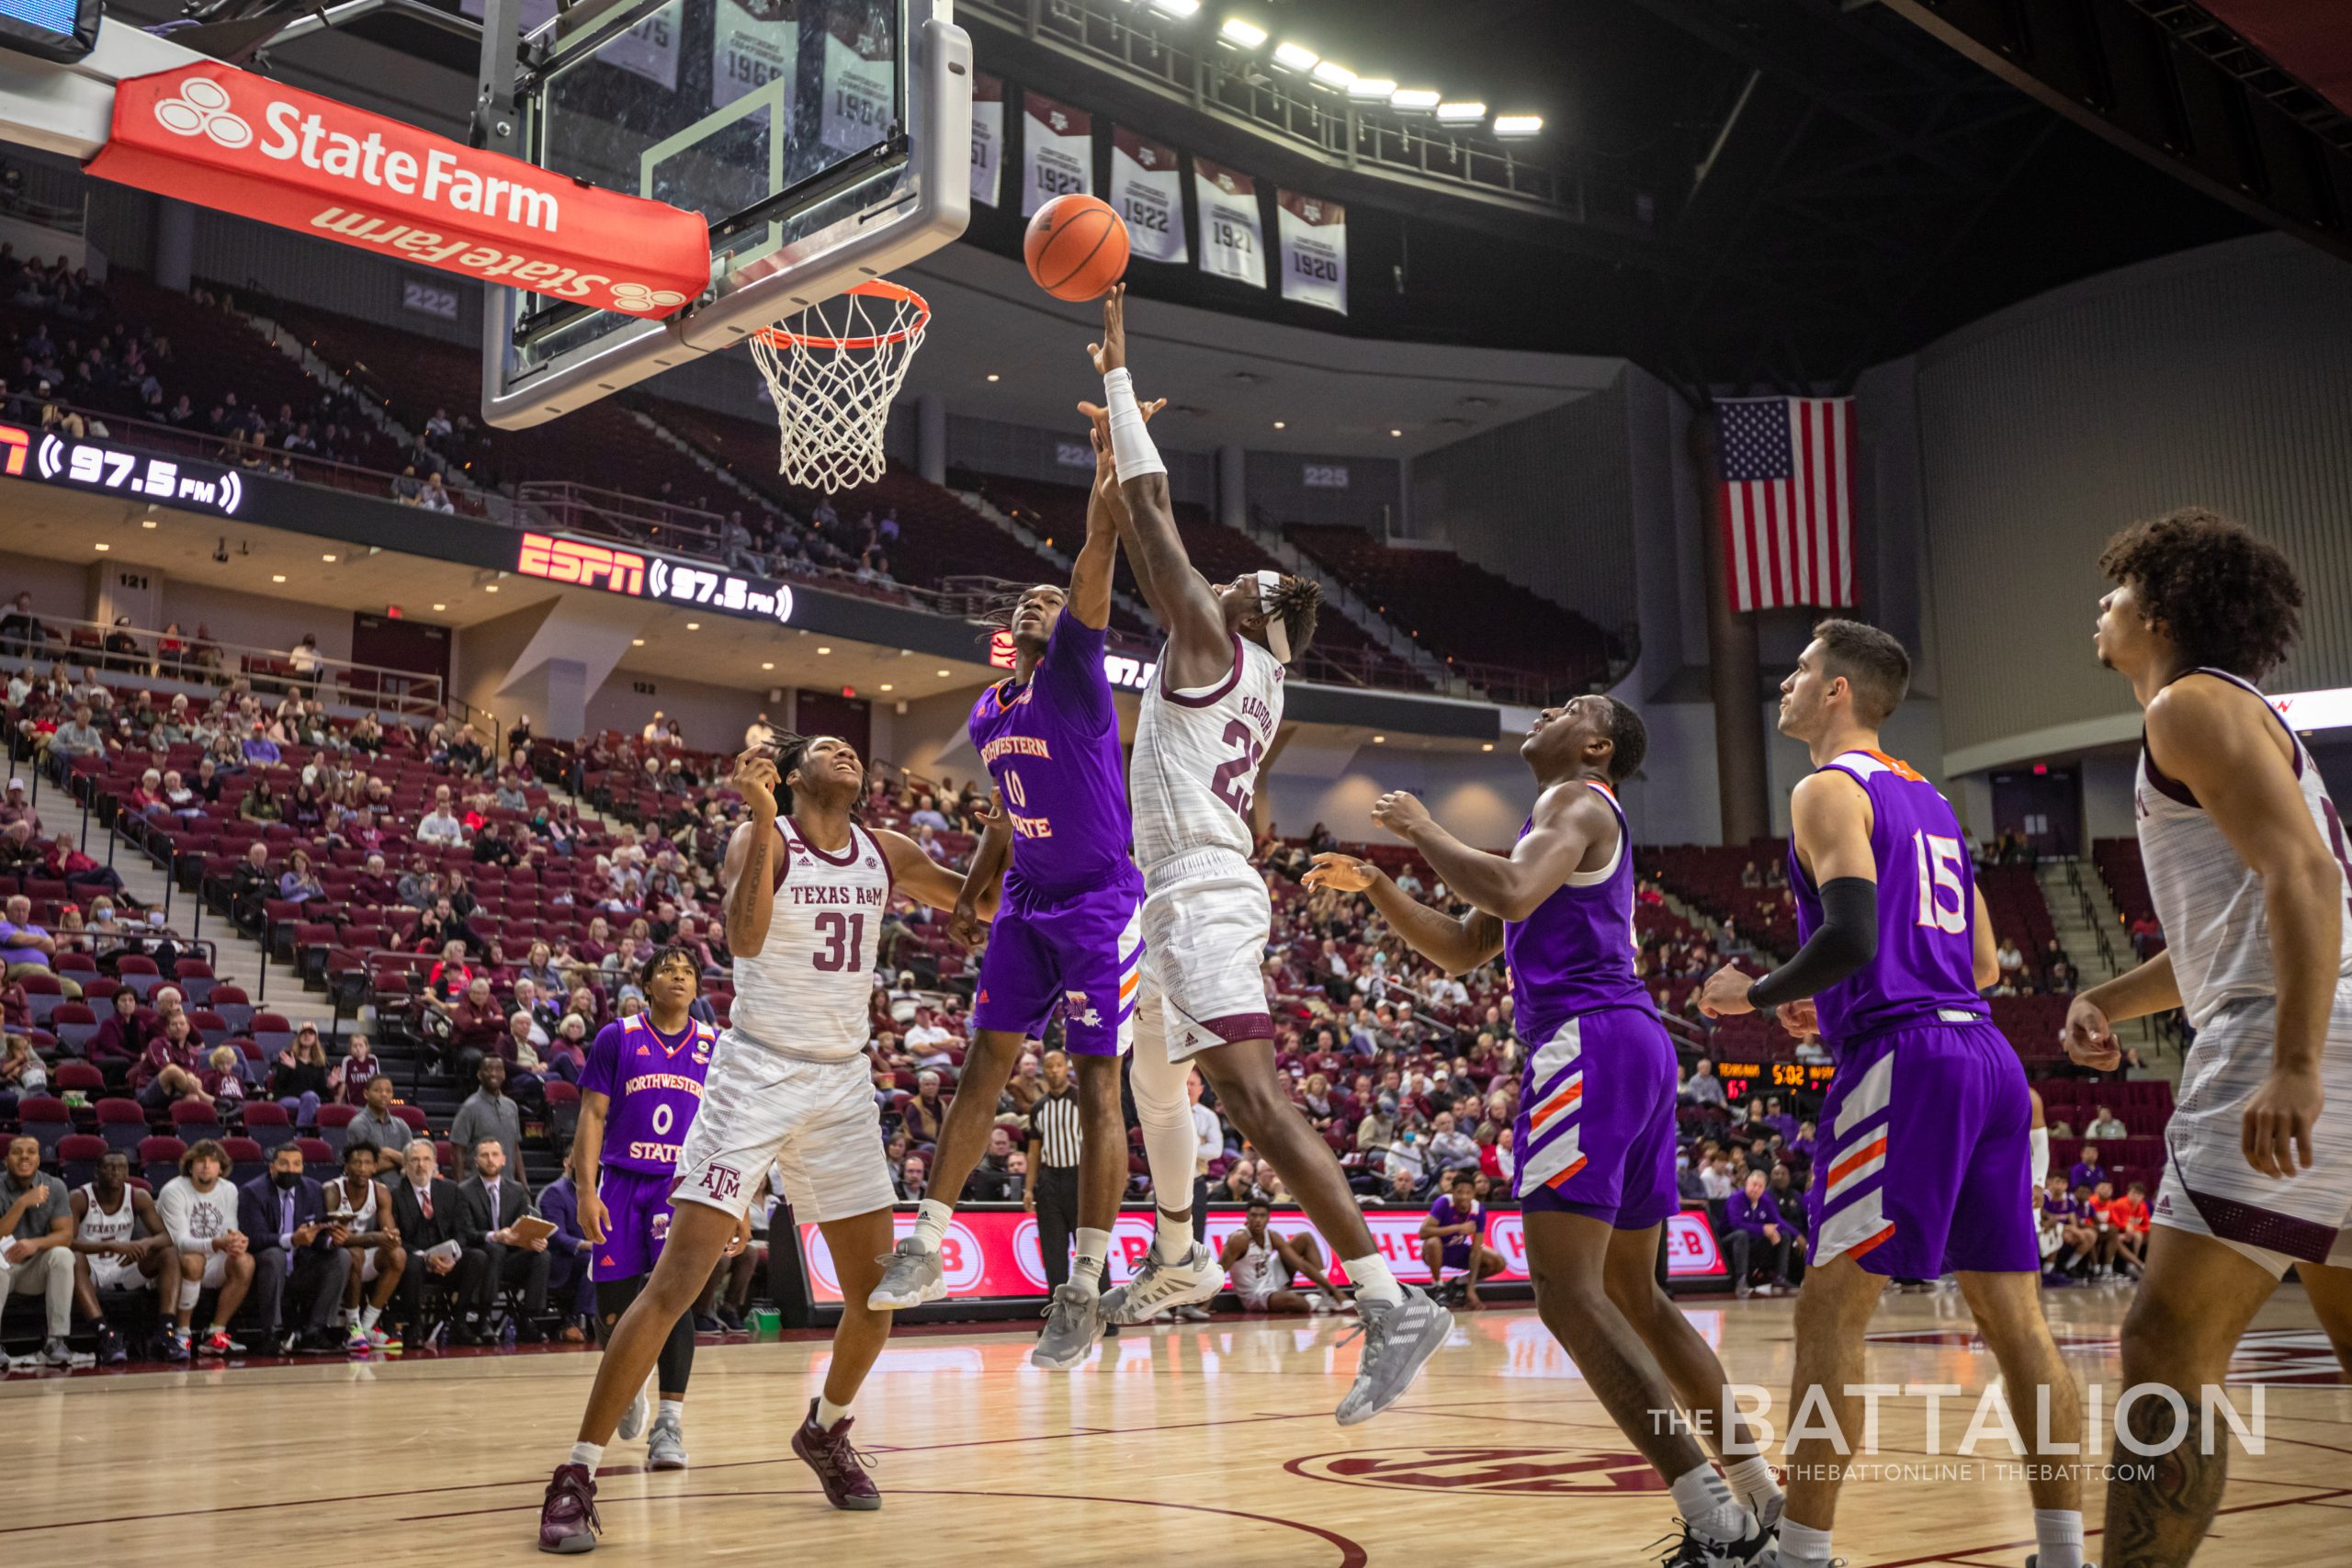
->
xmin=1255 ymin=569 xmax=1291 ymax=662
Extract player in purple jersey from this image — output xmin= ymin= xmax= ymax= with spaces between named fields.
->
xmin=571 ymin=946 xmax=723 ymax=1471
xmin=868 ymin=412 xmax=1179 ymax=1369
xmin=1308 ymin=695 xmax=1779 ymax=1567
xmin=1696 ymin=621 xmax=2084 ymax=1568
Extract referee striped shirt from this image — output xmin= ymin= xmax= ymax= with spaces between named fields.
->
xmin=1030 ymin=1087 xmax=1082 ymax=1169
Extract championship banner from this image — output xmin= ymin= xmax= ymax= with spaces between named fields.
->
xmin=1193 ymin=155 xmax=1264 ymax=288
xmin=969 ymin=71 xmax=1004 ymax=208
xmin=85 ymin=63 xmax=709 ymax=319
xmin=711 ymin=0 xmax=797 ymax=109
xmin=1109 ymin=125 xmax=1186 ymax=264
xmin=460 ymin=0 xmax=681 ymax=90
xmin=795 ymin=1205 xmax=1727 ymax=1303
xmin=1277 ymin=188 xmax=1347 ymax=314
xmin=1021 ymin=90 xmax=1093 ymax=216
xmin=819 ymin=5 xmax=896 ymax=155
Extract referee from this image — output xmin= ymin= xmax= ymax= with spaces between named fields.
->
xmin=1024 ymin=1050 xmax=1108 ymax=1295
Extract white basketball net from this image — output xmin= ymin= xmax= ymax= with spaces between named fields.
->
xmin=748 ymin=281 xmax=929 ymax=494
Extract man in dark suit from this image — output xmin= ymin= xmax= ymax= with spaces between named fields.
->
xmin=237 ymin=1142 xmax=353 ymax=1351
xmin=458 ymin=1136 xmax=549 ymax=1342
xmin=386 ymin=1136 xmax=487 ymax=1345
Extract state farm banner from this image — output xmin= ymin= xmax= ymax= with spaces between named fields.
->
xmin=1193 ymin=156 xmax=1264 ymax=288
xmin=969 ymin=71 xmax=1004 ymax=209
xmin=1277 ymin=188 xmax=1347 ymax=314
xmin=711 ymin=0 xmax=797 ymax=109
xmin=1021 ymin=90 xmax=1093 ymax=216
xmin=1109 ymin=125 xmax=1185 ymax=264
xmin=795 ymin=1205 xmax=1726 ymax=1303
xmin=819 ymin=6 xmax=896 ymax=154
xmin=86 ymin=64 xmax=709 ymax=319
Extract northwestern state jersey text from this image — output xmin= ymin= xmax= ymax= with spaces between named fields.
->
xmin=578 ymin=1013 xmax=716 ymax=1173
xmin=1789 ymin=749 xmax=1987 ymax=1048
xmin=968 ymin=613 xmax=1133 ymax=895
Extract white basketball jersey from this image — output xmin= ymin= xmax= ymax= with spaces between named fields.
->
xmin=326 ymin=1174 xmax=378 ymax=1229
xmin=77 ymin=1184 xmax=135 ymax=1248
xmin=729 ymin=816 xmax=893 ymax=1063
xmin=2135 ymin=667 xmax=2352 ymax=1030
xmin=1131 ymin=633 xmax=1285 ymax=869
xmin=1228 ymin=1232 xmax=1279 ymax=1295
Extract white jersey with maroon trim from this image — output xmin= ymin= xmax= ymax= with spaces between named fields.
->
xmin=1131 ymin=632 xmax=1284 ymax=871
xmin=77 ymin=1183 xmax=136 ymax=1248
xmin=729 ymin=815 xmax=893 ymax=1064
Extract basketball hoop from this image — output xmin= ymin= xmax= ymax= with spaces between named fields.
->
xmin=748 ymin=279 xmax=930 ymax=494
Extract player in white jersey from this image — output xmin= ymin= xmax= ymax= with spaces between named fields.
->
xmin=1085 ymin=285 xmax=1453 ymax=1425
xmin=70 ymin=1150 xmax=168 ymax=1364
xmin=538 ymin=738 xmax=996 ymax=1551
xmin=2069 ymin=508 xmax=2352 ymax=1567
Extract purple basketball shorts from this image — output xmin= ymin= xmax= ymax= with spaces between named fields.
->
xmin=591 ymin=1166 xmax=678 ymax=1282
xmin=1512 ymin=1005 xmax=1680 ymax=1231
xmin=971 ymin=872 xmax=1144 ymax=1056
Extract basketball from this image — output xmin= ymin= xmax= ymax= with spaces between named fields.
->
xmin=1023 ymin=194 xmax=1129 ymax=301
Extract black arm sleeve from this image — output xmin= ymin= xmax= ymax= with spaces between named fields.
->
xmin=1745 ymin=876 xmax=1879 ymax=1010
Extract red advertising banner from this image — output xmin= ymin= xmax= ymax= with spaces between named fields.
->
xmin=86 ymin=64 xmax=710 ymax=319
xmin=797 ymin=1206 xmax=1725 ymax=1303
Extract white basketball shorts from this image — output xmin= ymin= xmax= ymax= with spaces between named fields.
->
xmin=2153 ymin=987 xmax=2352 ymax=1277
xmin=89 ymin=1254 xmax=150 ymax=1292
xmin=673 ymin=1029 xmax=896 ymax=1226
xmin=1139 ymin=848 xmax=1274 ymax=1062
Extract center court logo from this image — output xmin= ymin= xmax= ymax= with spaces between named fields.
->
xmin=1287 ymin=1448 xmax=1669 ymax=1496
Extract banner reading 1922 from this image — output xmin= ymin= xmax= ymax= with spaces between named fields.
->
xmin=1110 ymin=125 xmax=1186 ymax=265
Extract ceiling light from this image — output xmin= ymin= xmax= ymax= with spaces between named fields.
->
xmin=937 ymin=669 xmax=952 ymax=677
xmin=685 ymin=621 xmax=700 ymax=630
xmin=1389 ymin=427 xmax=1403 ymax=436
xmin=271 ymin=573 xmax=286 ymax=582
xmin=631 ymin=638 xmax=645 ymax=646
xmin=986 ymin=373 xmax=1000 ymax=382
xmin=1481 ymin=742 xmax=1495 ymax=751
xmin=1435 ymin=100 xmax=1487 ymax=124
xmin=1218 ymin=17 xmax=1265 ymax=47
xmin=817 ymin=645 xmax=832 ymax=655
xmin=879 ymin=683 xmax=895 ymax=693
xmin=1271 ymin=40 xmax=1317 ymax=71
xmin=95 ymin=542 xmax=109 ymax=551
xmin=484 ymin=584 xmax=499 ymax=592
xmin=141 ymin=518 xmax=157 ymax=529
xmin=1493 ymin=113 xmax=1543 ymax=138
xmin=1147 ymin=0 xmax=1199 ymax=15
xmin=1373 ymin=735 xmax=1385 ymax=744
xmin=1389 ymin=87 xmax=1440 ymax=111
xmin=432 ymin=604 xmax=446 ymax=612
xmin=1348 ymin=77 xmax=1396 ymax=100
xmin=762 ymin=661 xmax=775 ymax=670
xmin=1272 ymin=421 xmax=1286 ymax=429
xmin=1310 ymin=60 xmax=1356 ymax=88
xmin=321 ymin=553 xmax=336 ymax=562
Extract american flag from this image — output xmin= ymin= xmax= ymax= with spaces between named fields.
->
xmin=1715 ymin=396 xmax=1856 ymax=613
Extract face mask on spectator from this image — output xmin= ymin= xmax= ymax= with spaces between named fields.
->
xmin=272 ymin=1169 xmax=300 ymax=1190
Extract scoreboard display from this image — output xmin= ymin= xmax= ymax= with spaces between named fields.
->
xmin=1715 ymin=1058 xmax=1836 ymax=1100
xmin=0 ymin=0 xmax=99 ymax=61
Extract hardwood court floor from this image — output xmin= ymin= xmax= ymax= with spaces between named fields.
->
xmin=6 ymin=1285 xmax=2350 ymax=1567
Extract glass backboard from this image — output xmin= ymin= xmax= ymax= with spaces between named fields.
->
xmin=480 ymin=0 xmax=967 ymax=429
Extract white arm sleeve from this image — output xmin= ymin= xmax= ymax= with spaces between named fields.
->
xmin=2029 ymin=1127 xmax=2051 ymax=1191
xmin=1102 ymin=368 xmax=1165 ymax=482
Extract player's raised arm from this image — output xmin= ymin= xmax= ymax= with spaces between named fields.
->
xmin=1086 ymin=284 xmax=1228 ymax=687
xmin=1305 ymin=852 xmax=1502 ymax=978
xmin=874 ymin=826 xmax=996 ymax=917
xmin=1699 ymin=769 xmax=1878 ymax=1018
xmin=720 ymin=750 xmax=782 ymax=960
xmin=1069 ymin=410 xmax=1151 ymax=631
xmin=1370 ymin=783 xmax=1608 ymax=925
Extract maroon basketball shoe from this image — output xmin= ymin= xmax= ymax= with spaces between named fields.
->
xmin=537 ymin=1462 xmax=602 ymax=1553
xmin=790 ymin=1399 xmax=881 ymax=1510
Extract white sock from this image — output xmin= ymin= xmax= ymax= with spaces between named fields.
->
xmin=1778 ymin=1519 xmax=1834 ymax=1566
xmin=1072 ymin=1228 xmax=1111 ymax=1297
xmin=1723 ymin=1453 xmax=1781 ymax=1513
xmin=913 ymin=1199 xmax=953 ymax=1252
xmin=657 ymin=1398 xmax=684 ymax=1427
xmin=569 ymin=1441 xmax=604 ymax=1468
xmin=815 ymin=1395 xmax=851 ymax=1429
xmin=1668 ymin=1463 xmax=1748 ymax=1545
xmin=358 ymin=1305 xmax=381 ymax=1332
xmin=1154 ymin=1208 xmax=1193 ymax=1262
xmin=1344 ymin=1253 xmax=1403 ymax=1305
xmin=2033 ymin=1509 xmax=2085 ymax=1568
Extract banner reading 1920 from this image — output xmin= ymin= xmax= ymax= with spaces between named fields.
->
xmin=1278 ymin=188 xmax=1348 ymax=315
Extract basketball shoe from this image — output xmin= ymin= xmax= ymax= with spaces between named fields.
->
xmin=867 ymin=1237 xmax=947 ymax=1309
xmin=791 ymin=1398 xmax=881 ymax=1510
xmin=1333 ymin=1285 xmax=1452 ymax=1425
xmin=1101 ymin=1240 xmax=1225 ymax=1325
xmin=536 ymin=1463 xmax=601 ymax=1553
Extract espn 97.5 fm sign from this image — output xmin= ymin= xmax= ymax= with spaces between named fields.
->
xmin=0 ymin=421 xmax=246 ymax=515
xmin=515 ymin=532 xmax=794 ymax=625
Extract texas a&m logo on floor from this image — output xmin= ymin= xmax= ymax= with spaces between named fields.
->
xmin=1286 ymin=1447 xmax=1670 ymax=1496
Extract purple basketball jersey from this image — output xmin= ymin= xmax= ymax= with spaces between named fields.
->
xmin=578 ymin=1013 xmax=717 ymax=1175
xmin=1789 ymin=749 xmax=1987 ymax=1048
xmin=1504 ymin=780 xmax=1657 ymax=1047
xmin=968 ymin=612 xmax=1133 ymax=897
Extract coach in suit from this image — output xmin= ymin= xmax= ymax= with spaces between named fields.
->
xmin=458 ymin=1137 xmax=549 ymax=1341
xmin=388 ymin=1137 xmax=488 ymax=1344
xmin=238 ymin=1143 xmax=353 ymax=1350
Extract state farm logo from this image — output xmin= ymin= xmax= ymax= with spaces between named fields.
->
xmin=1286 ymin=1448 xmax=1670 ymax=1496
xmin=155 ymin=77 xmax=252 ymax=150
xmin=612 ymin=282 xmax=688 ymax=313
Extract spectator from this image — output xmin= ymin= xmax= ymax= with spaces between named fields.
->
xmin=277 ymin=847 xmax=327 ymax=905
xmin=1425 ymin=1110 xmax=1477 ymax=1175
xmin=448 ymin=976 xmax=508 ymax=1079
xmin=450 ymin=1056 xmax=526 ymax=1184
xmin=157 ymin=1138 xmax=255 ymax=1359
xmin=239 ymin=773 xmax=283 ymax=822
xmin=2 ymin=1134 xmax=75 ymax=1365
xmin=67 ymin=1149 xmax=165 ymax=1362
xmin=902 ymin=1069 xmax=947 ymax=1145
xmin=0 ymin=591 xmax=45 ymax=656
xmin=0 ymin=893 xmax=75 ymax=994
xmin=1383 ymin=1125 xmax=1430 ymax=1196
xmin=130 ymin=1011 xmax=204 ymax=1110
xmin=965 ymin=1125 xmax=1021 ymax=1203
xmin=385 ymin=1137 xmax=481 ymax=1346
xmin=897 ymin=1152 xmax=928 ymax=1202
xmin=1723 ymin=1169 xmax=1794 ymax=1297
xmin=47 ymin=703 xmax=107 ymax=761
xmin=340 ymin=1069 xmax=411 ymax=1154
xmin=237 ymin=1143 xmax=353 ymax=1351
xmin=268 ymin=1022 xmax=332 ymax=1127
xmin=1356 ymin=1092 xmax=1397 ymax=1156
xmin=457 ymin=1136 xmax=548 ymax=1342
xmin=241 ymin=723 xmax=282 ymax=770
xmin=1680 ymin=1057 xmax=1728 ymax=1109
xmin=329 ymin=1034 xmax=382 ymax=1106
xmin=417 ymin=795 xmax=467 ymax=847
xmin=2068 ymin=1145 xmax=2109 ymax=1193
xmin=2085 ymin=1105 xmax=2128 ymax=1140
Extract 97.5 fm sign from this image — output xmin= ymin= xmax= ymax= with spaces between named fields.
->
xmin=0 ymin=422 xmax=245 ymax=515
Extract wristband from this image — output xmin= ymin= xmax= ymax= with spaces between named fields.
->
xmin=1103 ymin=367 xmax=1166 ymax=482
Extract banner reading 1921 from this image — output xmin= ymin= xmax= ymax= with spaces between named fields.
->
xmin=1277 ymin=188 xmax=1347 ymax=314
xmin=1109 ymin=125 xmax=1186 ymax=265
xmin=1193 ymin=155 xmax=1264 ymax=288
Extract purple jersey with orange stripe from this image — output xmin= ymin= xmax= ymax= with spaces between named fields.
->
xmin=578 ymin=1013 xmax=716 ymax=1175
xmin=1788 ymin=749 xmax=1986 ymax=1050
xmin=1503 ymin=780 xmax=1657 ymax=1044
xmin=967 ymin=612 xmax=1131 ymax=899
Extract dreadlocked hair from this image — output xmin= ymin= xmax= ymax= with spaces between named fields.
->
xmin=1265 ymin=575 xmax=1322 ymax=662
xmin=2099 ymin=507 xmax=2303 ymax=681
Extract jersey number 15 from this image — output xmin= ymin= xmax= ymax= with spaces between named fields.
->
xmin=1912 ymin=830 xmax=1968 ymax=935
